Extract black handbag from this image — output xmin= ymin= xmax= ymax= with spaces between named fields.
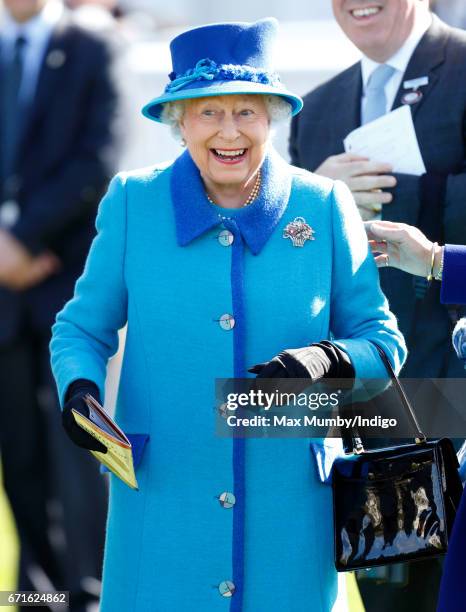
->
xmin=332 ymin=346 xmax=463 ymax=572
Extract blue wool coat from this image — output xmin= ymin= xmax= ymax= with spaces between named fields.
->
xmin=441 ymin=244 xmax=466 ymax=305
xmin=50 ymin=148 xmax=406 ymax=612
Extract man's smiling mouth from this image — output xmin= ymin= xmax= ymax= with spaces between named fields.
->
xmin=350 ymin=6 xmax=382 ymax=19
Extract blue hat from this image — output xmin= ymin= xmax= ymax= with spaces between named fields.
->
xmin=142 ymin=18 xmax=303 ymax=122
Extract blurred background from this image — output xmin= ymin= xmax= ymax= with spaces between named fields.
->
xmin=0 ymin=0 xmax=465 ymax=609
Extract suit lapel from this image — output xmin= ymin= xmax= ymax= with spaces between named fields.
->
xmin=391 ymin=15 xmax=449 ymax=120
xmin=0 ymin=39 xmax=4 ymax=101
xmin=0 ymin=41 xmax=4 ymax=176
xmin=17 ymin=15 xmax=72 ymax=154
xmin=333 ymin=62 xmax=362 ymax=141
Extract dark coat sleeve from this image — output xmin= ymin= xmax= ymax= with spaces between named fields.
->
xmin=441 ymin=245 xmax=466 ymax=304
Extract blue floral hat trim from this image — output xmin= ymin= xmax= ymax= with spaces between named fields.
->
xmin=166 ymin=58 xmax=281 ymax=93
xmin=142 ymin=76 xmax=302 ymax=122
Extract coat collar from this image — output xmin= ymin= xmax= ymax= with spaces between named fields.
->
xmin=170 ymin=146 xmax=292 ymax=255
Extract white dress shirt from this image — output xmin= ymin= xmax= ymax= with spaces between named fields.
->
xmin=0 ymin=1 xmax=63 ymax=104
xmin=360 ymin=10 xmax=433 ymax=118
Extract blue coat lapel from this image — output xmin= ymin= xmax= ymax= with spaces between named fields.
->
xmin=170 ymin=146 xmax=291 ymax=255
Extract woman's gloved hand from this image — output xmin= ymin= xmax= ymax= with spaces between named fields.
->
xmin=62 ymin=379 xmax=107 ymax=453
xmin=248 ymin=341 xmax=355 ymax=382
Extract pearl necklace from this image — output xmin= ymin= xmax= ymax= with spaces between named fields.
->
xmin=206 ymin=169 xmax=262 ymax=208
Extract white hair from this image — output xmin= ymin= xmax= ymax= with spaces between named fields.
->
xmin=160 ymin=95 xmax=292 ymax=141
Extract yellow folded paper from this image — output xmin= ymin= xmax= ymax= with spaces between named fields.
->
xmin=72 ymin=394 xmax=138 ymax=490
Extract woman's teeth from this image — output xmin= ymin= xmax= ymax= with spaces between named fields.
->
xmin=351 ymin=6 xmax=381 ymax=18
xmin=213 ymin=149 xmax=246 ymax=160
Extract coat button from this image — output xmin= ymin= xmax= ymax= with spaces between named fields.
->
xmin=218 ymin=314 xmax=235 ymax=330
xmin=46 ymin=49 xmax=66 ymax=69
xmin=218 ymin=492 xmax=236 ymax=509
xmin=218 ymin=230 xmax=234 ymax=246
xmin=218 ymin=580 xmax=235 ymax=597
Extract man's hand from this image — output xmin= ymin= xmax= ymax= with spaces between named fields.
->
xmin=0 ymin=228 xmax=60 ymax=290
xmin=14 ymin=252 xmax=61 ymax=290
xmin=315 ymin=153 xmax=396 ymax=220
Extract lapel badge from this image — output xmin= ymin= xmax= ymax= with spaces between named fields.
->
xmin=283 ymin=217 xmax=315 ymax=247
xmin=46 ymin=49 xmax=66 ymax=69
xmin=403 ymin=76 xmax=429 ymax=89
xmin=402 ymin=90 xmax=423 ymax=105
xmin=402 ymin=76 xmax=428 ymax=106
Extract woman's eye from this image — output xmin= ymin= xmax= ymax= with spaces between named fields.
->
xmin=201 ymin=109 xmax=216 ymax=117
xmin=239 ymin=109 xmax=254 ymax=116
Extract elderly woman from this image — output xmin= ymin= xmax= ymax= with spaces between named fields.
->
xmin=50 ymin=18 xmax=406 ymax=612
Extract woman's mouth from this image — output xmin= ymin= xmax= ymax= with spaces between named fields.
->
xmin=211 ymin=148 xmax=247 ymax=164
xmin=350 ymin=5 xmax=382 ymax=20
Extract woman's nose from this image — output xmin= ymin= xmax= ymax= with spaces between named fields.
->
xmin=218 ymin=115 xmax=240 ymax=140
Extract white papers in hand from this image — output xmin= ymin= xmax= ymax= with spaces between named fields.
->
xmin=343 ymin=105 xmax=426 ymax=176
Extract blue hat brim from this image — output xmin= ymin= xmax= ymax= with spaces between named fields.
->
xmin=141 ymin=79 xmax=303 ymax=122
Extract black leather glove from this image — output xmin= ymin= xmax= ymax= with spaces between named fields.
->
xmin=248 ymin=341 xmax=355 ymax=382
xmin=62 ymin=379 xmax=107 ymax=453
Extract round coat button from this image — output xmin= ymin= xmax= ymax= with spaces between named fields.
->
xmin=46 ymin=49 xmax=66 ymax=69
xmin=219 ymin=314 xmax=235 ymax=330
xmin=218 ymin=492 xmax=236 ymax=509
xmin=218 ymin=230 xmax=234 ymax=246
xmin=218 ymin=580 xmax=235 ymax=597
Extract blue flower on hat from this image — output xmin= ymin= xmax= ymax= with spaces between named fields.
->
xmin=165 ymin=58 xmax=281 ymax=93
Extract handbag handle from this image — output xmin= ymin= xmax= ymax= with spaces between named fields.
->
xmin=349 ymin=344 xmax=427 ymax=454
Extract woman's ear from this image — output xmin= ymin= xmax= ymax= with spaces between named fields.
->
xmin=179 ymin=120 xmax=187 ymax=147
xmin=177 ymin=99 xmax=190 ymax=146
xmin=178 ymin=122 xmax=186 ymax=147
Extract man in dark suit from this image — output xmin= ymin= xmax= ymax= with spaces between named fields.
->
xmin=290 ymin=0 xmax=466 ymax=381
xmin=289 ymin=0 xmax=466 ymax=609
xmin=0 ymin=0 xmax=122 ymax=608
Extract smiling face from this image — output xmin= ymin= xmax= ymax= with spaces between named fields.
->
xmin=331 ymin=0 xmax=428 ymax=62
xmin=179 ymin=94 xmax=270 ymax=199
